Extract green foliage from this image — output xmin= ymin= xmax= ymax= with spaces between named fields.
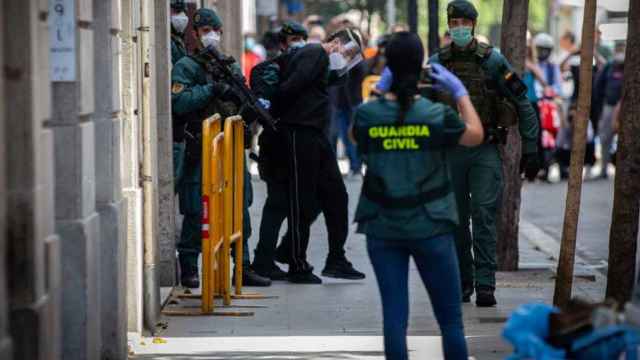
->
xmin=302 ymin=0 xmax=548 ymax=42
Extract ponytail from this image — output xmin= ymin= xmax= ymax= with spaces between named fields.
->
xmin=390 ymin=74 xmax=419 ymax=125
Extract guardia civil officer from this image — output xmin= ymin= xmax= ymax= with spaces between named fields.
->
xmin=250 ymin=22 xmax=308 ymax=281
xmin=430 ymin=0 xmax=540 ymax=306
xmin=170 ymin=0 xmax=188 ymax=65
xmin=269 ymin=27 xmax=366 ymax=283
xmin=170 ymin=0 xmax=189 ymax=194
xmin=171 ymin=8 xmax=270 ymax=288
xmin=353 ymin=31 xmax=483 ymax=360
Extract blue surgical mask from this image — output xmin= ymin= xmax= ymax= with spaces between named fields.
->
xmin=289 ymin=40 xmax=306 ymax=50
xmin=450 ymin=26 xmax=473 ymax=48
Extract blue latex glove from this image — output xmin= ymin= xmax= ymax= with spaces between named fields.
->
xmin=258 ymin=98 xmax=271 ymax=110
xmin=375 ymin=66 xmax=392 ymax=93
xmin=429 ymin=63 xmax=469 ymax=101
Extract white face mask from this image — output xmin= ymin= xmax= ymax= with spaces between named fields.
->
xmin=329 ymin=52 xmax=348 ymax=70
xmin=171 ymin=13 xmax=189 ymax=34
xmin=614 ymin=53 xmax=625 ymax=63
xmin=201 ymin=31 xmax=221 ymax=49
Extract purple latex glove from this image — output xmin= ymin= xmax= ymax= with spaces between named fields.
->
xmin=429 ymin=63 xmax=469 ymax=101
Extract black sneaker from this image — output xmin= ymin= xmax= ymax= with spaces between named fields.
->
xmin=287 ymin=271 xmax=322 ymax=284
xmin=462 ymin=285 xmax=474 ymax=303
xmin=269 ymin=264 xmax=288 ymax=281
xmin=252 ymin=263 xmax=288 ymax=281
xmin=234 ymin=268 xmax=272 ymax=287
xmin=181 ymin=273 xmax=200 ymax=289
xmin=475 ymin=287 xmax=497 ymax=307
xmin=322 ymin=258 xmax=365 ymax=280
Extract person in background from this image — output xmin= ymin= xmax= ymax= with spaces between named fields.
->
xmin=557 ymin=31 xmax=578 ymax=68
xmin=365 ymin=34 xmax=389 ymax=76
xmin=170 ymin=0 xmax=190 ymax=198
xmin=353 ymin=31 xmax=482 ymax=360
xmin=308 ymin=25 xmax=326 ymax=44
xmin=328 ymin=27 xmax=367 ymax=179
xmin=533 ymin=33 xmax=563 ymax=99
xmin=595 ymin=28 xmax=612 ymax=67
xmin=391 ymin=23 xmax=409 ymax=33
xmin=524 ymin=31 xmax=556 ymax=181
xmin=593 ymin=40 xmax=625 ymax=179
xmin=170 ymin=0 xmax=189 ymax=66
xmin=243 ymin=34 xmax=264 ymax=85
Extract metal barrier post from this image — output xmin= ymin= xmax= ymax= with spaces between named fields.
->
xmin=361 ymin=75 xmax=381 ymax=102
xmin=201 ymin=117 xmax=213 ymax=313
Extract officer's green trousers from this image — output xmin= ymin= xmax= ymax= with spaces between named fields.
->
xmin=448 ymin=144 xmax=502 ymax=290
xmin=173 ymin=142 xmax=185 ymax=193
xmin=178 ymin=157 xmax=252 ymax=270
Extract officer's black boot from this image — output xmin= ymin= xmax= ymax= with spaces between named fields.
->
xmin=475 ymin=286 xmax=497 ymax=307
xmin=322 ymin=257 xmax=365 ymax=280
xmin=233 ymin=267 xmax=272 ymax=287
xmin=178 ymin=253 xmax=200 ymax=289
xmin=252 ymin=262 xmax=287 ymax=281
xmin=461 ymin=284 xmax=474 ymax=303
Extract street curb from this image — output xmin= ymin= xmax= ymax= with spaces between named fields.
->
xmin=520 ymin=219 xmax=608 ymax=285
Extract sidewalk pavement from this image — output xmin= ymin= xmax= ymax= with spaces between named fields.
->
xmin=129 ymin=177 xmax=607 ymax=360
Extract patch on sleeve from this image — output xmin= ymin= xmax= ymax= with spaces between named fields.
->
xmin=172 ymin=83 xmax=185 ymax=94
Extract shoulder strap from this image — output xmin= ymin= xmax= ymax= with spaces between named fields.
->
xmin=475 ymin=42 xmax=493 ymax=65
xmin=438 ymin=45 xmax=453 ymax=62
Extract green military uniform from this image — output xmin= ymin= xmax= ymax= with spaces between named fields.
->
xmin=171 ymin=8 xmax=252 ymax=279
xmin=171 ymin=34 xmax=187 ymax=66
xmin=353 ymin=97 xmax=466 ymax=238
xmin=171 ymin=0 xmax=188 ymax=193
xmin=429 ymin=41 xmax=539 ymax=293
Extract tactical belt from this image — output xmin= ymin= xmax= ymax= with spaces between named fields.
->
xmin=363 ymin=179 xmax=452 ymax=209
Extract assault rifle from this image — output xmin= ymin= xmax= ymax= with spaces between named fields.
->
xmin=199 ymin=46 xmax=278 ymax=131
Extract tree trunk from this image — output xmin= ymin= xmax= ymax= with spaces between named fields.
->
xmin=496 ymin=0 xmax=529 ymax=271
xmin=553 ymin=0 xmax=597 ymax=308
xmin=408 ymin=0 xmax=418 ymax=33
xmin=606 ymin=0 xmax=640 ymax=304
xmin=428 ymin=0 xmax=439 ymax=56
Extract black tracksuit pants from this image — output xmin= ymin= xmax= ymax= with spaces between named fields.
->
xmin=280 ymin=125 xmax=349 ymax=273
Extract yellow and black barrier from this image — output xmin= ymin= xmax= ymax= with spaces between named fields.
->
xmin=163 ymin=114 xmax=272 ymax=317
xmin=361 ymin=75 xmax=381 ymax=102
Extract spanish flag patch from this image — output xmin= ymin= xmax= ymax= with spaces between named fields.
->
xmin=172 ymin=83 xmax=184 ymax=94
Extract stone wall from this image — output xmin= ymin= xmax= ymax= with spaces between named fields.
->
xmin=4 ymin=0 xmax=61 ymax=359
xmin=49 ymin=0 xmax=101 ymax=358
xmin=94 ymin=0 xmax=128 ymax=358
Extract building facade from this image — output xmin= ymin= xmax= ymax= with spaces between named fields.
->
xmin=1 ymin=0 xmax=242 ymax=359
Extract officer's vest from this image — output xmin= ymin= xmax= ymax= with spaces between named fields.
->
xmin=354 ymin=98 xmax=457 ymax=227
xmin=438 ymin=42 xmax=499 ymax=130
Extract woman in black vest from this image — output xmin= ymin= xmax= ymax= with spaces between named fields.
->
xmin=352 ymin=32 xmax=483 ymax=359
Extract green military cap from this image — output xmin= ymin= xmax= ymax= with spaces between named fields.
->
xmin=193 ymin=8 xmax=222 ymax=30
xmin=170 ymin=0 xmax=186 ymax=12
xmin=279 ymin=20 xmax=308 ymax=40
xmin=447 ymin=0 xmax=479 ymax=21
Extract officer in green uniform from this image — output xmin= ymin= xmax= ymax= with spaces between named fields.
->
xmin=170 ymin=0 xmax=189 ymax=194
xmin=429 ymin=0 xmax=540 ymax=306
xmin=353 ymin=31 xmax=483 ymax=359
xmin=170 ymin=0 xmax=188 ymax=65
xmin=172 ymin=8 xmax=270 ymax=288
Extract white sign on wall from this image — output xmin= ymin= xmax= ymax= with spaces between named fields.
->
xmin=49 ymin=0 xmax=76 ymax=82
